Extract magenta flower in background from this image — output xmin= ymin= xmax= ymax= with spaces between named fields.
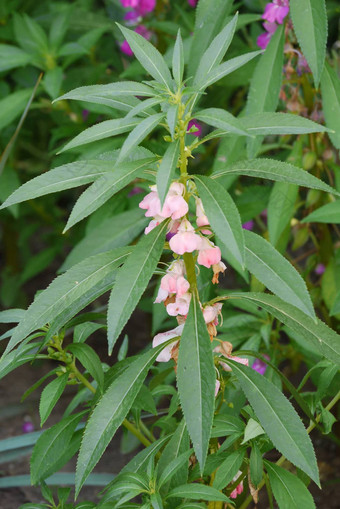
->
xmin=242 ymin=220 xmax=254 ymax=231
xmin=315 ymin=263 xmax=326 ymax=275
xmin=263 ymin=0 xmax=289 ymax=24
xmin=120 ymin=0 xmax=139 ymax=7
xmin=22 ymin=420 xmax=34 ymax=433
xmin=137 ymin=0 xmax=156 ymax=15
xmin=128 ymin=186 xmax=144 ymax=197
xmin=257 ymin=21 xmax=278 ymax=50
xmin=124 ymin=10 xmax=141 ymax=25
xmin=252 ymin=355 xmax=270 ymax=375
xmin=188 ymin=0 xmax=198 ymax=6
xmin=82 ymin=109 xmax=89 ymax=122
xmin=120 ymin=24 xmax=152 ymax=56
xmin=187 ymin=119 xmax=202 ymax=137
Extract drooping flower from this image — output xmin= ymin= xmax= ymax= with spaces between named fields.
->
xmin=152 ymin=324 xmax=184 ymax=362
xmin=262 ymin=0 xmax=289 ymax=24
xmin=212 ymin=261 xmax=227 ymax=284
xmin=167 ymin=292 xmax=191 ymax=316
xmin=197 ymin=238 xmax=221 ymax=268
xmin=214 ymin=341 xmax=249 ymax=371
xmin=169 ymin=219 xmax=202 ymax=255
xmin=139 ymin=183 xmax=188 ymax=221
xmin=196 ymin=198 xmax=211 ymax=234
xmin=230 ymin=471 xmax=244 ymax=499
xmin=187 ymin=119 xmax=202 ymax=137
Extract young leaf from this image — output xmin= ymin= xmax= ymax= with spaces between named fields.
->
xmin=0 ymin=160 xmax=113 ymax=210
xmin=226 ymin=292 xmax=340 ymax=366
xmin=213 ymin=449 xmax=245 ymax=490
xmin=166 ymin=104 xmax=178 ymax=140
xmin=320 ymin=62 xmax=340 ymax=149
xmin=0 ymin=89 xmax=33 ymax=131
xmin=290 ymin=0 xmax=327 ymax=87
xmin=167 ymin=484 xmax=230 ymax=503
xmin=241 ymin=418 xmax=265 ymax=444
xmin=55 ymin=81 xmax=155 ymax=103
xmin=3 ymin=248 xmax=131 ymax=355
xmin=241 ymin=112 xmax=330 ymax=136
xmin=212 ymin=158 xmax=339 ymax=195
xmin=157 ymin=419 xmax=190 ymax=491
xmin=194 ymin=175 xmax=245 ymax=267
xmin=246 ymin=24 xmax=284 ymax=157
xmin=302 ymin=200 xmax=340 ymax=224
xmin=118 ymin=24 xmax=173 ymax=90
xmin=250 ymin=443 xmax=263 ymax=487
xmin=172 ymin=29 xmax=184 ymax=85
xmin=0 ymin=44 xmax=31 ymax=72
xmin=107 ymin=221 xmax=168 ymax=353
xmin=39 ymin=373 xmax=69 ymax=426
xmin=268 ymin=182 xmax=298 ymax=247
xmin=244 ymin=230 xmax=315 ymax=319
xmin=194 ymin=13 xmax=238 ymax=86
xmin=58 ymin=118 xmax=139 ymax=153
xmin=157 ymin=140 xmax=180 ymax=207
xmin=31 ymin=412 xmax=86 ymax=484
xmin=202 ymin=50 xmax=262 ymax=89
xmin=223 ymin=359 xmax=319 ymax=485
xmin=194 ymin=108 xmax=250 ymax=137
xmin=158 ymin=450 xmax=193 ymax=488
xmin=117 ymin=113 xmax=164 ymax=163
xmin=75 ymin=342 xmax=172 ymax=495
xmin=265 ymin=461 xmax=316 ymax=509
xmin=64 ymin=157 xmax=156 ymax=230
xmin=177 ymin=293 xmax=215 ymax=473
xmin=67 ymin=343 xmax=104 ymax=391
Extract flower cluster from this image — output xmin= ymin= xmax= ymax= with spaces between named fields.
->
xmin=119 ymin=0 xmax=155 ymax=56
xmin=257 ymin=0 xmax=289 ymax=50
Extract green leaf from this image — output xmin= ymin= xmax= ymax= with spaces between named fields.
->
xmin=125 ymin=96 xmax=161 ymax=119
xmin=67 ymin=343 xmax=104 ymax=391
xmin=75 ymin=342 xmax=172 ymax=495
xmin=39 ymin=373 xmax=69 ymax=426
xmin=167 ymin=484 xmax=230 ymax=503
xmin=302 ymin=200 xmax=340 ymax=224
xmin=55 ymin=81 xmax=155 ymax=103
xmin=194 ymin=175 xmax=245 ymax=267
xmin=244 ymin=230 xmax=315 ymax=319
xmin=211 ymin=414 xmax=245 ymax=438
xmin=246 ymin=25 xmax=284 ymax=158
xmin=0 ymin=160 xmax=114 ymax=210
xmin=157 ymin=419 xmax=190 ymax=491
xmin=0 ymin=308 xmax=25 ymax=323
xmin=172 ymin=30 xmax=184 ymax=86
xmin=223 ymin=359 xmax=319 ymax=484
xmin=320 ymin=62 xmax=340 ymax=149
xmin=177 ymin=293 xmax=215 ymax=473
xmin=73 ymin=322 xmax=104 ymax=344
xmin=31 ymin=412 xmax=86 ymax=484
xmin=43 ymin=67 xmax=63 ymax=99
xmin=212 ymin=158 xmax=339 ymax=195
xmin=121 ymin=435 xmax=170 ymax=476
xmin=117 ymin=113 xmax=164 ymax=163
xmin=157 ymin=140 xmax=180 ymax=207
xmin=58 ymin=118 xmax=139 ymax=153
xmin=13 ymin=13 xmax=49 ymax=56
xmin=158 ymin=450 xmax=193 ymax=488
xmin=202 ymin=51 xmax=262 ymax=89
xmin=265 ymin=461 xmax=316 ymax=509
xmin=213 ymin=449 xmax=245 ymax=490
xmin=166 ymin=104 xmax=178 ymax=140
xmin=107 ymin=221 xmax=167 ymax=353
xmin=290 ymin=0 xmax=327 ymax=87
xmin=0 ymin=89 xmax=33 ymax=131
xmin=0 ymin=44 xmax=31 ymax=72
xmin=194 ymin=108 xmax=250 ymax=137
xmin=64 ymin=157 xmax=156 ymax=230
xmin=118 ymin=24 xmax=173 ymax=90
xmin=3 ymin=248 xmax=130 ymax=355
xmin=194 ymin=14 xmax=238 ymax=86
xmin=250 ymin=443 xmax=263 ymax=487
xmin=241 ymin=418 xmax=265 ymax=444
xmin=268 ymin=182 xmax=298 ymax=247
xmin=241 ymin=112 xmax=330 ymax=136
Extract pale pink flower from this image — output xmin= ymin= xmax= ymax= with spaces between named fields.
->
xmin=230 ymin=471 xmax=244 ymax=499
xmin=152 ymin=324 xmax=184 ymax=362
xmin=263 ymin=0 xmax=289 ymax=25
xmin=140 ymin=183 xmax=188 ymax=222
xmin=215 ymin=379 xmax=220 ymax=397
xmin=169 ymin=259 xmax=186 ymax=276
xmin=203 ymin=303 xmax=222 ymax=325
xmin=196 ymin=198 xmax=211 ymax=234
xmin=167 ymin=292 xmax=191 ymax=316
xmin=144 ymin=216 xmax=164 ymax=235
xmin=155 ymin=274 xmax=190 ymax=303
xmin=219 ymin=356 xmax=249 ymax=372
xmin=197 ymin=238 xmax=221 ymax=268
xmin=169 ymin=219 xmax=202 ymax=255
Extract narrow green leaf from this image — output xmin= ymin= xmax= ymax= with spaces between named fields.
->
xmin=212 ymin=158 xmax=339 ymax=196
xmin=0 ymin=309 xmax=25 ymax=323
xmin=158 ymin=450 xmax=193 ymax=488
xmin=172 ymin=29 xmax=184 ymax=85
xmin=244 ymin=230 xmax=315 ymax=319
xmin=3 ymin=248 xmax=130 ymax=355
xmin=107 ymin=221 xmax=167 ymax=353
xmin=223 ymin=359 xmax=319 ymax=485
xmin=167 ymin=484 xmax=230 ymax=502
xmin=0 ymin=89 xmax=33 ymax=131
xmin=75 ymin=342 xmax=172 ymax=495
xmin=194 ymin=175 xmax=245 ymax=267
xmin=202 ymin=51 xmax=262 ymax=89
xmin=246 ymin=25 xmax=284 ymax=157
xmin=194 ymin=13 xmax=238 ymax=86
xmin=177 ymin=293 xmax=215 ymax=473
xmin=157 ymin=419 xmax=190 ymax=491
xmin=268 ymin=182 xmax=298 ymax=247
xmin=241 ymin=418 xmax=265 ymax=444
xmin=290 ymin=0 xmax=327 ymax=87
xmin=67 ymin=343 xmax=104 ymax=391
xmin=194 ymin=108 xmax=250 ymax=137
xmin=226 ymin=292 xmax=340 ymax=366
xmin=39 ymin=373 xmax=69 ymax=426
xmin=125 ymin=96 xmax=161 ymax=119
xmin=250 ymin=443 xmax=263 ymax=487
xmin=213 ymin=449 xmax=245 ymax=490
xmin=73 ymin=323 xmax=104 ymax=344
xmin=64 ymin=157 xmax=156 ymax=230
xmin=157 ymin=140 xmax=180 ymax=207
xmin=121 ymin=435 xmax=170 ymax=476
xmin=320 ymin=62 xmax=340 ymax=149
xmin=242 ymin=112 xmax=330 ymax=136
xmin=0 ymin=44 xmax=31 ymax=72
xmin=265 ymin=461 xmax=316 ymax=509
xmin=58 ymin=118 xmax=139 ymax=153
xmin=54 ymin=81 xmax=155 ymax=103
xmin=31 ymin=412 xmax=86 ymax=485
xmin=118 ymin=24 xmax=173 ymax=90
xmin=118 ymin=113 xmax=164 ymax=163
xmin=167 ymin=104 xmax=178 ymax=140
xmin=0 ymin=160 xmax=114 ymax=210
xmin=302 ymin=200 xmax=340 ymax=224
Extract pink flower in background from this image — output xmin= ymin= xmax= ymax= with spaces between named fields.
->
xmin=252 ymin=354 xmax=270 ymax=375
xmin=120 ymin=25 xmax=151 ymax=56
xmin=137 ymin=0 xmax=156 ymax=15
xmin=120 ymin=0 xmax=139 ymax=7
xmin=187 ymin=119 xmax=202 ymax=137
xmin=169 ymin=219 xmax=202 ymax=255
xmin=188 ymin=0 xmax=198 ymax=7
xmin=315 ymin=263 xmax=326 ymax=275
xmin=263 ymin=0 xmax=289 ymax=24
xmin=257 ymin=21 xmax=278 ymax=50
xmin=152 ymin=324 xmax=184 ymax=362
xmin=242 ymin=219 xmax=254 ymax=231
xmin=230 ymin=472 xmax=244 ymax=499
xmin=197 ymin=238 xmax=221 ymax=268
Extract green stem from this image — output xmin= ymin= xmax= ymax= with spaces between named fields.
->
xmin=238 ymin=389 xmax=340 ymax=509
